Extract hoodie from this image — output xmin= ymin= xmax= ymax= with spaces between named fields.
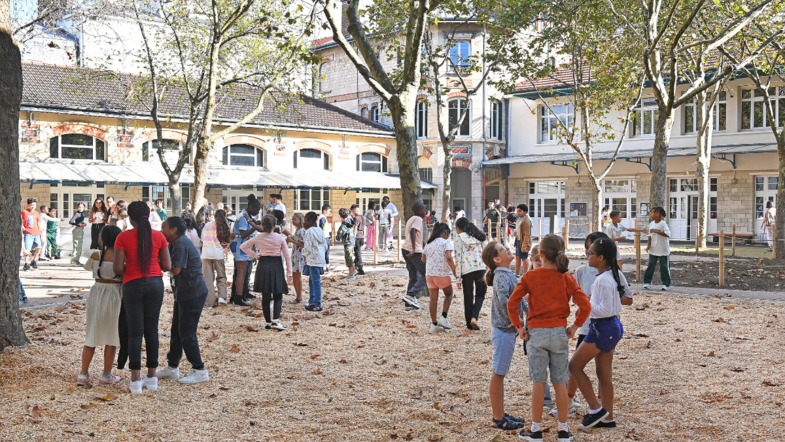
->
xmin=454 ymin=232 xmax=488 ymax=276
xmin=304 ymin=226 xmax=327 ymax=268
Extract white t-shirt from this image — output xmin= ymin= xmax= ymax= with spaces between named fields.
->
xmin=454 ymin=210 xmax=466 ymax=221
xmin=646 ymin=220 xmax=670 ymax=256
xmin=273 ymin=203 xmax=287 ymax=214
xmin=605 ymin=222 xmax=628 ymax=240
xmin=378 ymin=208 xmax=391 ymax=225
xmin=589 ymin=270 xmax=629 ymax=319
xmin=423 ymin=237 xmax=454 ymax=277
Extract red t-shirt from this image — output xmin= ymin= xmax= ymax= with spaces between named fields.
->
xmin=22 ymin=209 xmax=41 ymax=236
xmin=115 ymin=229 xmax=169 ymax=283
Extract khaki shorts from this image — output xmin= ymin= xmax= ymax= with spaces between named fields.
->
xmin=525 ymin=327 xmax=570 ymax=384
xmin=344 ymin=246 xmax=355 ymax=268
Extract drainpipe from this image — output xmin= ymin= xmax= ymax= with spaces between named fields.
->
xmin=504 ymin=97 xmax=510 ymax=206
xmin=481 ymin=24 xmax=487 ymax=210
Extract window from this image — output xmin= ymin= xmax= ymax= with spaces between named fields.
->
xmin=372 ymin=105 xmax=380 ymax=123
xmin=222 ymin=144 xmax=265 ymax=168
xmin=448 ymin=99 xmax=471 ymax=137
xmin=491 ymin=101 xmax=503 ymax=140
xmin=419 ymin=167 xmax=433 ymax=182
xmin=603 ymin=180 xmax=636 ymax=193
xmin=680 ymin=178 xmax=698 ymax=192
xmin=742 ymin=87 xmax=785 ymax=129
xmin=361 ymin=107 xmax=369 ymax=119
xmin=142 ymin=184 xmax=190 ymax=210
xmin=142 ymin=139 xmax=182 ymax=162
xmin=294 ymin=148 xmax=330 ymax=171
xmin=449 ymin=41 xmax=470 ymax=73
xmin=539 ymin=103 xmax=573 ymax=143
xmin=710 ymin=177 xmax=718 ymax=192
xmin=356 ymin=152 xmax=389 ymax=173
xmin=632 ymin=97 xmax=658 ymax=137
xmin=684 ymin=92 xmax=726 ymax=133
xmin=530 ymin=181 xmax=565 ymax=194
xmin=49 ymin=134 xmax=105 ymax=160
xmin=294 ymin=188 xmax=330 ymax=211
xmin=669 ymin=197 xmax=678 ymax=219
xmin=416 ymin=101 xmax=428 ymax=139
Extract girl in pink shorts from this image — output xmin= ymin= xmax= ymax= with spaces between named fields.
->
xmin=422 ymin=223 xmax=457 ymax=333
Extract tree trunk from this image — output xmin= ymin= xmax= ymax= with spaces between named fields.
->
xmin=0 ymin=25 xmax=30 ymax=351
xmin=388 ymin=95 xmax=422 ymax=220
xmin=776 ymin=140 xmax=785 ymax=259
xmin=649 ymin=109 xmax=674 ymax=209
xmin=592 ymin=179 xmax=603 ymax=232
xmin=167 ymin=178 xmax=182 ymax=216
xmin=192 ymin=136 xmax=210 ymax=214
xmin=441 ymin=141 xmax=452 ymax=223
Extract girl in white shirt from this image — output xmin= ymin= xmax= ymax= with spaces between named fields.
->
xmin=422 ymin=223 xmax=457 ymax=333
xmin=569 ymin=237 xmax=631 ymax=430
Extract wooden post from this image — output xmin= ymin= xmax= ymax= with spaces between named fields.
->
xmin=397 ymin=219 xmax=402 ymax=263
xmin=635 ymin=232 xmax=641 ymax=282
xmin=561 ymin=226 xmax=567 ymax=246
xmin=497 ymin=219 xmax=502 ymax=244
xmin=732 ymin=224 xmax=736 ymax=257
xmin=373 ymin=219 xmax=379 ymax=264
xmin=538 ymin=219 xmax=542 ymax=241
xmin=719 ymin=230 xmax=725 ymax=287
xmin=331 ymin=221 xmax=336 ymax=246
xmin=565 ymin=219 xmax=570 ymax=248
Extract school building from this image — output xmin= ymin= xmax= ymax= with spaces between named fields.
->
xmin=485 ymin=70 xmax=780 ymax=243
xmin=18 ymin=62 xmax=435 ymax=253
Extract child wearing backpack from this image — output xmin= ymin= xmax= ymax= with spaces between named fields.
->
xmin=337 ymin=208 xmax=356 ymax=280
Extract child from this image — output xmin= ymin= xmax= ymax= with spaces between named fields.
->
xmin=68 ymin=201 xmax=87 ymax=265
xmin=241 ymin=215 xmax=293 ymax=330
xmin=21 ymin=197 xmax=42 ymax=270
xmin=507 ymin=234 xmax=591 ymax=442
xmin=43 ymin=207 xmax=64 ymax=260
xmin=515 ymin=204 xmax=532 ymax=276
xmin=454 ymin=218 xmax=488 ymax=330
xmin=569 ymin=237 xmax=630 ymax=429
xmin=201 ymin=209 xmax=232 ymax=307
xmin=378 ymin=201 xmax=391 ymax=251
xmin=287 ymin=213 xmax=307 ymax=303
xmin=77 ymin=225 xmax=124 ymax=387
xmin=350 ymin=204 xmax=366 ymax=275
xmin=337 ymin=208 xmax=356 ymax=280
xmin=116 ymin=208 xmax=131 ymax=231
xmin=634 ymin=206 xmax=671 ymax=291
xmin=38 ymin=204 xmax=50 ymax=261
xmin=157 ymin=217 xmax=210 ymax=383
xmin=318 ymin=205 xmax=333 ymax=271
xmin=303 ymin=211 xmax=327 ymax=311
xmin=604 ymin=210 xmax=628 ymax=270
xmin=482 ymin=241 xmax=527 ymax=430
xmin=529 ymin=245 xmax=541 ymax=269
xmin=422 ymin=223 xmax=457 ymax=333
xmin=402 ymin=203 xmax=427 ymax=310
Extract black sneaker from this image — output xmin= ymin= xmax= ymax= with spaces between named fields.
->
xmin=356 ymin=269 xmax=365 ymax=275
xmin=557 ymin=430 xmax=574 ymax=441
xmin=578 ymin=408 xmax=610 ymax=429
xmin=22 ymin=263 xmax=31 ymax=271
xmin=233 ymin=299 xmax=250 ymax=307
xmin=594 ymin=420 xmax=617 ymax=428
xmin=518 ymin=428 xmax=543 ymax=441
xmin=30 ymin=260 xmax=38 ymax=270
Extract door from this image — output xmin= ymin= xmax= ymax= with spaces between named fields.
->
xmin=667 ymin=178 xmax=717 ymax=242
xmin=222 ymin=188 xmax=258 ymax=214
xmin=754 ymin=176 xmax=777 ymax=241
xmin=528 ymin=181 xmax=565 ymax=237
xmin=50 ymin=184 xmax=103 ymax=256
xmin=603 ymin=179 xmax=637 ymax=234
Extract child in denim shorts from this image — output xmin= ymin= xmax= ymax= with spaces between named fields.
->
xmin=507 ymin=234 xmax=591 ymax=442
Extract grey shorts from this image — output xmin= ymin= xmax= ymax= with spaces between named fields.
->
xmin=491 ymin=327 xmax=517 ymax=376
xmin=525 ymin=327 xmax=570 ymax=384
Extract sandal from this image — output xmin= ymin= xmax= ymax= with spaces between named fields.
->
xmin=289 ymin=299 xmax=302 ymax=304
xmin=492 ymin=415 xmax=525 ymax=430
xmin=505 ymin=413 xmax=525 ymax=423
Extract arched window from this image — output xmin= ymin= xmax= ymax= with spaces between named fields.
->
xmin=142 ymin=139 xmax=183 ymax=162
xmin=50 ymin=134 xmax=106 ymax=160
xmin=416 ymin=101 xmax=428 ymax=139
xmin=222 ymin=144 xmax=265 ymax=168
xmin=361 ymin=107 xmax=369 ymax=119
xmin=356 ymin=152 xmax=388 ymax=173
xmin=294 ymin=148 xmax=330 ymax=171
xmin=372 ymin=105 xmax=380 ymax=123
xmin=448 ymin=99 xmax=471 ymax=137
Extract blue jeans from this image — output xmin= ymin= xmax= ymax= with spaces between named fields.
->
xmin=19 ymin=280 xmax=27 ymax=303
xmin=305 ymin=265 xmax=324 ymax=307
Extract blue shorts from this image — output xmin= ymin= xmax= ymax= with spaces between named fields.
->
xmin=491 ymin=327 xmax=517 ymax=376
xmin=515 ymin=240 xmax=528 ymax=259
xmin=24 ymin=234 xmax=41 ymax=251
xmin=583 ymin=317 xmax=624 ymax=353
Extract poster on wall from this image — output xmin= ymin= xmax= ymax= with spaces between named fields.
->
xmin=451 ymin=144 xmax=472 ymax=158
xmin=21 ymin=124 xmax=40 ymax=143
xmin=639 ymin=202 xmax=649 ymax=217
xmin=117 ymin=128 xmax=134 ymax=148
xmin=570 ymin=202 xmax=587 ymax=217
xmin=274 ymin=144 xmax=287 ymax=156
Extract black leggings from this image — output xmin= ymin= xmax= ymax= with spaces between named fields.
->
xmin=90 ymin=223 xmax=105 ymax=250
xmin=461 ymin=270 xmax=487 ymax=328
xmin=262 ymin=293 xmax=283 ymax=323
xmin=122 ymin=277 xmax=164 ymax=370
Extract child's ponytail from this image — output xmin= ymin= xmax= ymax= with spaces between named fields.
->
xmin=592 ymin=238 xmax=626 ymax=297
xmin=539 ymin=234 xmax=570 ymax=273
xmin=482 ymin=241 xmax=500 ymax=286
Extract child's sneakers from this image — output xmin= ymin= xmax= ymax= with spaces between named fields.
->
xmin=661 ymin=286 xmax=670 ymax=291
xmin=76 ymin=374 xmax=91 ymax=387
xmin=155 ymin=366 xmax=180 ymax=380
xmin=437 ymin=316 xmax=453 ymax=330
xmin=271 ymin=320 xmax=286 ymax=331
xmin=557 ymin=430 xmax=574 ymax=441
xmin=402 ymin=295 xmax=420 ymax=309
xmin=142 ymin=376 xmax=158 ymax=391
xmin=179 ymin=369 xmax=209 ymax=384
xmin=549 ymin=398 xmax=580 ymax=416
xmin=578 ymin=408 xmax=610 ymax=429
xmin=429 ymin=324 xmax=446 ymax=334
xmin=98 ymin=374 xmax=122 ymax=385
xmin=305 ymin=304 xmax=322 ymax=312
xmin=518 ymin=428 xmax=543 ymax=441
xmin=345 ymin=274 xmax=356 ymax=280
xmin=642 ymin=283 xmax=652 ymax=289
xmin=129 ymin=380 xmax=143 ymax=394
xmin=594 ymin=419 xmax=617 ymax=428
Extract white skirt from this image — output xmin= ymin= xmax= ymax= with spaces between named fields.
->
xmin=84 ymin=282 xmax=122 ymax=347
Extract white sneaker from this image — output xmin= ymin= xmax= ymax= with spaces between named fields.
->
xmin=403 ymin=295 xmax=421 ymax=309
xmin=643 ymin=284 xmax=652 ymax=290
xmin=179 ymin=369 xmax=209 ymax=384
xmin=271 ymin=320 xmax=287 ymax=331
xmin=661 ymin=286 xmax=670 ymax=291
xmin=345 ymin=274 xmax=356 ymax=280
xmin=143 ymin=376 xmax=158 ymax=391
xmin=218 ymin=298 xmax=228 ymax=304
xmin=129 ymin=380 xmax=143 ymax=394
xmin=549 ymin=405 xmax=577 ymax=417
xmin=429 ymin=324 xmax=446 ymax=334
xmin=437 ymin=316 xmax=453 ymax=330
xmin=155 ymin=366 xmax=180 ymax=380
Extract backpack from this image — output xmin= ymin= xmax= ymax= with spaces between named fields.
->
xmin=336 ymin=223 xmax=355 ymax=245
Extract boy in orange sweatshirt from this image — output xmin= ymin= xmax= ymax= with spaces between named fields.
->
xmin=507 ymin=234 xmax=591 ymax=442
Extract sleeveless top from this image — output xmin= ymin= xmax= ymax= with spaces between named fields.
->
xmin=85 ymin=255 xmax=122 ymax=281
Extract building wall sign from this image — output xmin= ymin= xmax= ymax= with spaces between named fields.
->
xmin=117 ymin=128 xmax=134 ymax=148
xmin=451 ymin=144 xmax=472 ymax=159
xmin=21 ymin=124 xmax=40 ymax=143
xmin=274 ymin=144 xmax=287 ymax=156
xmin=339 ymin=148 xmax=350 ymax=159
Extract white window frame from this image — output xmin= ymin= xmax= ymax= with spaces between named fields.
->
xmin=416 ymin=101 xmax=428 ymax=139
xmin=632 ymin=97 xmax=658 ymax=137
xmin=142 ymin=139 xmax=184 ymax=163
xmin=741 ymin=87 xmax=785 ymax=130
xmin=419 ymin=167 xmax=433 ymax=182
xmin=372 ymin=105 xmax=380 ymax=123
xmin=142 ymin=184 xmax=191 ymax=211
xmin=449 ymin=40 xmax=471 ymax=73
xmin=293 ymin=148 xmax=330 ymax=171
xmin=49 ymin=134 xmax=106 ymax=161
xmin=356 ymin=152 xmax=389 ymax=173
xmin=539 ymin=103 xmax=574 ymax=143
xmin=293 ymin=188 xmax=331 ymax=212
xmin=684 ymin=92 xmax=727 ymax=134
xmin=491 ymin=101 xmax=503 ymax=140
xmin=222 ymin=144 xmax=265 ymax=168
xmin=448 ymin=98 xmax=471 ymax=137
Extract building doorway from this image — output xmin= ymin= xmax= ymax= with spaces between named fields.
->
xmin=451 ymin=168 xmax=473 ymax=221
xmin=667 ymin=177 xmax=717 ymax=242
xmin=528 ymin=180 xmax=565 ymax=236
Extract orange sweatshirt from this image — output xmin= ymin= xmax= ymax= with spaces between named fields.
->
xmin=507 ymin=268 xmax=591 ymax=329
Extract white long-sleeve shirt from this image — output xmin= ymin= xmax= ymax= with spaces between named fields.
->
xmin=588 ymin=270 xmax=628 ymax=319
